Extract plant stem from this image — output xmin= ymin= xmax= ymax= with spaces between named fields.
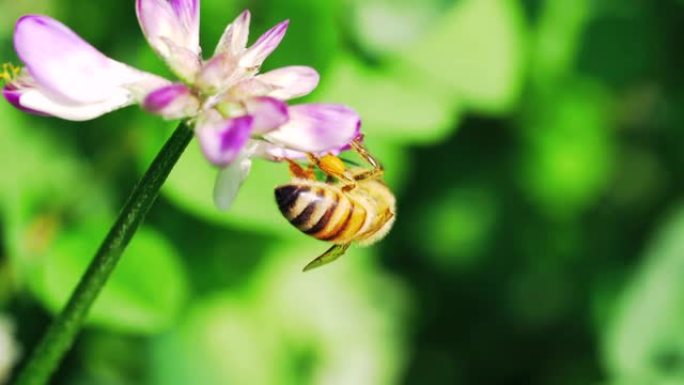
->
xmin=14 ymin=122 xmax=193 ymax=385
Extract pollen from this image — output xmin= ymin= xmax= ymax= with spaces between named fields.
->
xmin=319 ymin=154 xmax=347 ymax=176
xmin=0 ymin=63 xmax=21 ymax=84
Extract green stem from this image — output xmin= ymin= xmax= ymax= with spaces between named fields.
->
xmin=14 ymin=122 xmax=193 ymax=385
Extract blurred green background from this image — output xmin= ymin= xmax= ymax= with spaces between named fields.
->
xmin=1 ymin=0 xmax=684 ymax=384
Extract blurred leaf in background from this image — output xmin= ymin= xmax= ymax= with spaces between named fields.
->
xmin=603 ymin=204 xmax=684 ymax=383
xmin=400 ymin=0 xmax=526 ymax=113
xmin=0 ymin=315 xmax=20 ymax=384
xmin=32 ymin=226 xmax=188 ymax=334
xmin=149 ymin=244 xmax=408 ymax=385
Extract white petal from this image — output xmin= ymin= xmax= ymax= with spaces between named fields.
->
xmin=7 ymin=86 xmax=133 ymax=121
xmin=264 ymin=104 xmax=361 ymax=153
xmin=159 ymin=37 xmax=202 ymax=81
xmin=13 ymin=15 xmax=167 ymax=106
xmin=213 ymin=152 xmax=252 ymax=210
xmin=196 ymin=53 xmax=238 ymax=93
xmin=250 ymin=140 xmax=307 ymax=160
xmin=250 ymin=139 xmax=355 ymax=161
xmin=215 ymin=10 xmax=251 ymax=57
xmin=256 ymin=66 xmax=320 ymax=100
xmin=228 ymin=78 xmax=277 ymax=99
xmin=136 ymin=0 xmax=200 ymax=57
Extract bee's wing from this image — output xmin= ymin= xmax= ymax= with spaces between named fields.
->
xmin=302 ymin=243 xmax=350 ymax=272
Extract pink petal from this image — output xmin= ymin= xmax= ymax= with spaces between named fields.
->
xmin=256 ymin=66 xmax=320 ymax=100
xmin=239 ymin=20 xmax=289 ymax=69
xmin=3 ymin=85 xmax=50 ymax=116
xmin=196 ymin=112 xmax=254 ymax=167
xmin=137 ymin=0 xmax=201 ymax=71
xmin=13 ymin=15 xmax=167 ymax=106
xmin=143 ymin=83 xmax=199 ymax=119
xmin=264 ymin=104 xmax=361 ymax=153
xmin=215 ymin=10 xmax=251 ymax=57
xmin=243 ymin=96 xmax=288 ymax=134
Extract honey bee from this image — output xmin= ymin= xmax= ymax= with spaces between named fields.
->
xmin=274 ymin=139 xmax=396 ymax=271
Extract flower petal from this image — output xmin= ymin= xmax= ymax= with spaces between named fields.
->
xmin=3 ymin=85 xmax=50 ymax=116
xmin=13 ymin=15 xmax=167 ymax=106
xmin=196 ymin=112 xmax=254 ymax=167
xmin=228 ymin=78 xmax=276 ymax=99
xmin=170 ymin=0 xmax=200 ymax=38
xmin=196 ymin=53 xmax=238 ymax=93
xmin=239 ymin=20 xmax=289 ymax=69
xmin=250 ymin=139 xmax=355 ymax=161
xmin=256 ymin=66 xmax=319 ymax=100
xmin=213 ymin=151 xmax=252 ymax=210
xmin=143 ymin=83 xmax=199 ymax=119
xmin=136 ymin=0 xmax=200 ymax=56
xmin=4 ymin=84 xmax=134 ymax=121
xmin=159 ymin=37 xmax=202 ymax=81
xmin=137 ymin=0 xmax=201 ymax=79
xmin=243 ymin=96 xmax=288 ymax=134
xmin=264 ymin=104 xmax=361 ymax=153
xmin=250 ymin=140 xmax=307 ymax=160
xmin=215 ymin=10 xmax=251 ymax=57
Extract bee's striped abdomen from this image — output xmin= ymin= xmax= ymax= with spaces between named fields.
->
xmin=275 ymin=183 xmax=368 ymax=244
xmin=275 ymin=184 xmax=333 ymax=231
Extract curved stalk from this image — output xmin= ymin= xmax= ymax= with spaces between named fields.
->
xmin=14 ymin=122 xmax=193 ymax=385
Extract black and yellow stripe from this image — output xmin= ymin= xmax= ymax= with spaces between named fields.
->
xmin=274 ymin=183 xmax=368 ymax=244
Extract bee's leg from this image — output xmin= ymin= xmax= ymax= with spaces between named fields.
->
xmin=357 ymin=209 xmax=395 ymax=239
xmin=302 ymin=243 xmax=351 ymax=272
xmin=350 ymin=140 xmax=384 ymax=181
xmin=307 ymin=153 xmax=357 ymax=191
xmin=286 ymin=158 xmax=315 ymax=180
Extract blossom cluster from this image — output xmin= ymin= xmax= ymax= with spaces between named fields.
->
xmin=2 ymin=0 xmax=361 ymax=208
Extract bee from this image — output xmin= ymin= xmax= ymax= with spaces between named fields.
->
xmin=274 ymin=139 xmax=396 ymax=271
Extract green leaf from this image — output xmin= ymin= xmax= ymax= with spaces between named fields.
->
xmin=256 ymin=0 xmax=343 ymax=74
xmin=31 ymin=226 xmax=188 ymax=334
xmin=530 ymin=0 xmax=592 ymax=88
xmin=150 ymin=297 xmax=281 ymax=385
xmin=198 ymin=0 xmax=242 ymax=55
xmin=0 ymin=104 xmax=189 ymax=336
xmin=349 ymin=0 xmax=445 ymax=56
xmin=317 ymin=55 xmax=459 ymax=144
xmin=0 ymin=104 xmax=114 ymax=287
xmin=150 ymin=242 xmax=408 ymax=385
xmin=401 ymin=0 xmax=526 ymax=113
xmin=518 ymin=79 xmax=614 ymax=219
xmin=603 ymin=204 xmax=684 ymax=382
xmin=416 ymin=186 xmax=498 ymax=269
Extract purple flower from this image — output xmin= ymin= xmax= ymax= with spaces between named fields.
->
xmin=2 ymin=3 xmax=361 ymax=210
